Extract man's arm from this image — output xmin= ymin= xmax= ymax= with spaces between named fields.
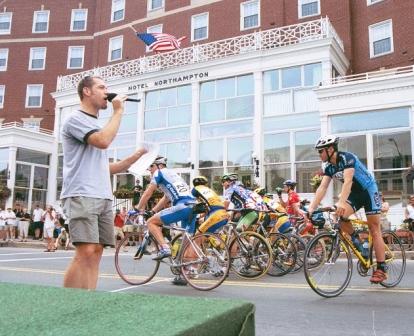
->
xmin=135 ymin=183 xmax=158 ymax=211
xmin=109 ymin=148 xmax=147 ymax=174
xmin=308 ymin=175 xmax=332 ymax=213
xmin=335 ymin=168 xmax=354 ymax=217
xmin=87 ymin=96 xmax=126 ymax=149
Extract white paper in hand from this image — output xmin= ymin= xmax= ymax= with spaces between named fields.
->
xmin=128 ymin=142 xmax=160 ymax=176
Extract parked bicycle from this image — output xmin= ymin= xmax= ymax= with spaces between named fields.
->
xmin=303 ymin=207 xmax=406 ymax=298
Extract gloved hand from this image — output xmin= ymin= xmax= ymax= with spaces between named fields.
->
xmin=275 ymin=187 xmax=283 ymax=196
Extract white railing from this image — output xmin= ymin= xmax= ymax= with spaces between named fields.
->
xmin=323 ymin=65 xmax=414 ymax=86
xmin=0 ymin=122 xmax=54 ymax=135
xmin=56 ymin=17 xmax=343 ymax=92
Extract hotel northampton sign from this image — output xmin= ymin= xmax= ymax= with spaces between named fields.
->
xmin=128 ymin=71 xmax=209 ymax=92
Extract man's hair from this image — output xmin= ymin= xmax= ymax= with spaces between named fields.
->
xmin=77 ymin=76 xmax=101 ymax=100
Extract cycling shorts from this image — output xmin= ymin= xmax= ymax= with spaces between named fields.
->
xmin=198 ymin=209 xmax=228 ymax=234
xmin=159 ymin=200 xmax=196 ymax=234
xmin=347 ymin=184 xmax=381 ymax=216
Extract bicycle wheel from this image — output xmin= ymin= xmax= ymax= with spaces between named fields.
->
xmin=180 ymin=232 xmax=230 ymax=291
xmin=267 ymin=232 xmax=297 ymax=276
xmin=379 ymin=230 xmax=406 ymax=288
xmin=229 ymin=231 xmax=272 ymax=279
xmin=286 ymin=233 xmax=306 ymax=273
xmin=115 ymin=232 xmax=160 ymax=285
xmin=304 ymin=232 xmax=353 ymax=298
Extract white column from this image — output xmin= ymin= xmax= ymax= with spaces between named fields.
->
xmin=6 ymin=147 xmax=17 ymax=209
xmin=253 ymin=71 xmax=263 ymax=186
xmin=191 ymin=81 xmax=200 ymax=180
xmin=321 ymin=59 xmax=332 ymax=84
xmin=47 ymin=106 xmax=61 ymax=206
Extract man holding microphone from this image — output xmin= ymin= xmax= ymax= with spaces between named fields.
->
xmin=61 ymin=76 xmax=146 ymax=290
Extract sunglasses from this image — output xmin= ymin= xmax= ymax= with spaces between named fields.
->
xmin=317 ymin=149 xmax=324 ymax=154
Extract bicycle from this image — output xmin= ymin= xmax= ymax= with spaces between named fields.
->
xmin=115 ymin=215 xmax=230 ymax=291
xmin=220 ymin=211 xmax=273 ymax=279
xmin=303 ymin=207 xmax=406 ymax=298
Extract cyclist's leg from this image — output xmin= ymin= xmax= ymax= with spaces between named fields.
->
xmin=236 ymin=210 xmax=258 ymax=232
xmin=147 ymin=213 xmax=167 ymax=248
xmin=198 ymin=209 xmax=228 ymax=234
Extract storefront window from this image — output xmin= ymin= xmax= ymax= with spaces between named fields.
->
xmin=227 ymin=137 xmax=253 ymax=166
xmin=228 ymin=166 xmax=254 ymax=189
xmin=16 ymin=148 xmax=49 ymax=165
xmin=373 ymin=132 xmax=411 ymax=170
xmin=281 ymin=66 xmax=301 ymax=88
xmin=296 ymin=161 xmax=321 ymax=193
xmin=338 ymin=135 xmax=367 ymax=166
xmin=198 ymin=168 xmax=224 ymax=194
xmin=295 ymin=130 xmax=320 ymax=161
xmin=264 ymin=133 xmax=290 ymax=163
xmin=265 ymin=163 xmax=290 ymax=192
xmin=199 ymin=139 xmax=223 ymax=168
xmin=33 ymin=166 xmax=48 ymax=189
xmin=15 ymin=164 xmax=31 ymax=188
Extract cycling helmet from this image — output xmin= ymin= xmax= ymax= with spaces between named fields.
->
xmin=315 ymin=135 xmax=339 ymax=149
xmin=193 ymin=176 xmax=208 ymax=186
xmin=254 ymin=187 xmax=266 ymax=196
xmin=152 ymin=156 xmax=167 ymax=165
xmin=310 ymin=212 xmax=325 ymax=229
xmin=221 ymin=173 xmax=238 ymax=182
xmin=283 ymin=179 xmax=297 ymax=188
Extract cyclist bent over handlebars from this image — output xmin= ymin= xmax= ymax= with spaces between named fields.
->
xmin=307 ymin=135 xmax=387 ymax=284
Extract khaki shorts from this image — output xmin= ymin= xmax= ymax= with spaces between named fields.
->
xmin=62 ymin=197 xmax=114 ymax=247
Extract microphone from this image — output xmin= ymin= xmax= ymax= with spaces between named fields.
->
xmin=106 ymin=93 xmax=141 ymax=102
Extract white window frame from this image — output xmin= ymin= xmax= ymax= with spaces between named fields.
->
xmin=0 ymin=48 xmax=9 ymax=71
xmin=25 ymin=84 xmax=43 ymax=108
xmin=0 ymin=85 xmax=5 ymax=108
xmin=32 ymin=10 xmax=50 ymax=33
xmin=240 ymin=0 xmax=260 ymax=31
xmin=70 ymin=8 xmax=88 ymax=31
xmin=111 ymin=0 xmax=125 ymax=23
xmin=0 ymin=12 xmax=12 ymax=35
xmin=108 ymin=35 xmax=123 ymax=62
xmin=367 ymin=0 xmax=385 ymax=5
xmin=369 ymin=19 xmax=394 ymax=58
xmin=146 ymin=24 xmax=163 ymax=52
xmin=147 ymin=0 xmax=165 ymax=11
xmin=298 ymin=0 xmax=320 ymax=19
xmin=191 ymin=12 xmax=209 ymax=42
xmin=29 ymin=47 xmax=47 ymax=70
xmin=67 ymin=46 xmax=85 ymax=69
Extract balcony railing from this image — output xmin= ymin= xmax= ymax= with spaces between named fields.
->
xmin=322 ymin=65 xmax=414 ymax=86
xmin=56 ymin=17 xmax=343 ymax=92
xmin=0 ymin=122 xmax=54 ymax=136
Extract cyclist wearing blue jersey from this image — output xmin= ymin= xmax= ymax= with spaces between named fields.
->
xmin=307 ymin=135 xmax=386 ymax=284
xmin=135 ymin=156 xmax=196 ymax=261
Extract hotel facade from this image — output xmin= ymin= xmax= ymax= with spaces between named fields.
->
xmin=1 ymin=1 xmax=414 ymax=226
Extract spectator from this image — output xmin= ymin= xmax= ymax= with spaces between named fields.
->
xmin=54 ymin=219 xmax=70 ymax=250
xmin=18 ymin=208 xmax=31 ymax=242
xmin=14 ymin=205 xmax=24 ymax=239
xmin=404 ymin=195 xmax=414 ymax=245
xmin=132 ymin=182 xmax=143 ymax=208
xmin=113 ymin=209 xmax=126 ymax=251
xmin=0 ymin=208 xmax=5 ymax=241
xmin=32 ymin=204 xmax=44 ymax=240
xmin=43 ymin=206 xmax=57 ymax=252
xmin=380 ymin=193 xmax=390 ymax=231
xmin=5 ymin=208 xmax=17 ymax=241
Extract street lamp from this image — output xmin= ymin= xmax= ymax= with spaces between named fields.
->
xmin=252 ymin=152 xmax=259 ymax=179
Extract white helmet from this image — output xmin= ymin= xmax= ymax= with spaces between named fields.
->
xmin=153 ymin=156 xmax=167 ymax=165
xmin=315 ymin=135 xmax=339 ymax=149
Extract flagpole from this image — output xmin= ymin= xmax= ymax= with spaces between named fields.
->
xmin=129 ymin=25 xmax=138 ymax=34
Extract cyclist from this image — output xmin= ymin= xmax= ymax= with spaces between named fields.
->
xmin=222 ymin=174 xmax=266 ymax=231
xmin=192 ymin=176 xmax=229 ymax=234
xmin=307 ymin=135 xmax=386 ymax=283
xmin=254 ymin=187 xmax=291 ymax=234
xmin=278 ymin=180 xmax=302 ymax=218
xmin=134 ymin=156 xmax=196 ymax=261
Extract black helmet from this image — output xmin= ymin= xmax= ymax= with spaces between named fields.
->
xmin=193 ymin=176 xmax=208 ymax=186
xmin=315 ymin=135 xmax=339 ymax=150
xmin=283 ymin=179 xmax=297 ymax=188
xmin=311 ymin=212 xmax=325 ymax=229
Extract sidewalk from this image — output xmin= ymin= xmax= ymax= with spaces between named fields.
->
xmin=0 ymin=238 xmax=75 ymax=250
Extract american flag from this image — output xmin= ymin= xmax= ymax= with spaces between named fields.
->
xmin=136 ymin=33 xmax=186 ymax=52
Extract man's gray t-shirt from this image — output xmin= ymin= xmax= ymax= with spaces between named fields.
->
xmin=60 ymin=110 xmax=112 ymax=200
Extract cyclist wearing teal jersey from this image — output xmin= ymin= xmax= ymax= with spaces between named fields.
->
xmin=307 ymin=135 xmax=386 ymax=284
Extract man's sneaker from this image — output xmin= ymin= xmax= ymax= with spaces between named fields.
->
xmin=171 ymin=276 xmax=188 ymax=286
xmin=152 ymin=248 xmax=172 ymax=261
xmin=370 ymin=269 xmax=387 ymax=284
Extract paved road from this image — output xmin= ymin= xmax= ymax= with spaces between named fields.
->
xmin=1 ymin=247 xmax=414 ymax=336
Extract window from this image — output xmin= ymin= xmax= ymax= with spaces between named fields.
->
xmin=32 ymin=11 xmax=49 ymax=33
xmin=240 ymin=0 xmax=260 ymax=30
xmin=0 ymin=12 xmax=12 ymax=34
xmin=148 ymin=0 xmax=164 ymax=11
xmin=146 ymin=24 xmax=162 ymax=52
xmin=191 ymin=13 xmax=209 ymax=41
xmin=369 ymin=20 xmax=393 ymax=58
xmin=29 ymin=47 xmax=46 ymax=70
xmin=0 ymin=48 xmax=8 ymax=71
xmin=108 ymin=36 xmax=123 ymax=61
xmin=111 ymin=0 xmax=125 ymax=22
xmin=25 ymin=85 xmax=43 ymax=108
xmin=367 ymin=0 xmax=385 ymax=5
xmin=0 ymin=85 xmax=4 ymax=108
xmin=71 ymin=9 xmax=88 ymax=31
xmin=298 ymin=0 xmax=320 ymax=19
xmin=67 ymin=46 xmax=85 ymax=69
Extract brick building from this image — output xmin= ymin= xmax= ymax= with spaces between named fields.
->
xmin=1 ymin=0 xmax=414 ymax=226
